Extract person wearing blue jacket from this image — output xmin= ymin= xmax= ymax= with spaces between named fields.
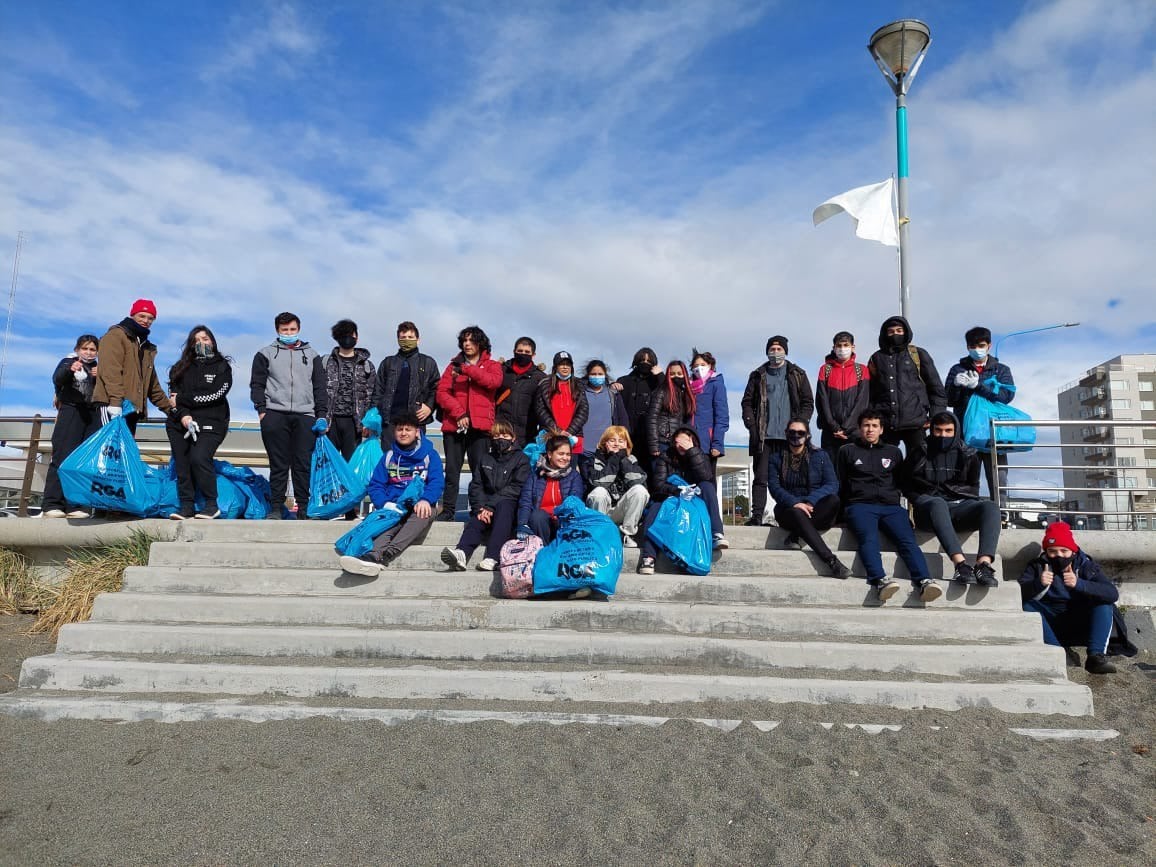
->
xmin=340 ymin=411 xmax=445 ymax=575
xmin=1018 ymin=522 xmax=1121 ymax=675
xmin=690 ymin=349 xmax=730 ymax=481
xmin=516 ymin=434 xmax=585 ymax=543
xmin=944 ymin=326 xmax=1015 ymax=502
xmin=767 ymin=419 xmax=849 ymax=578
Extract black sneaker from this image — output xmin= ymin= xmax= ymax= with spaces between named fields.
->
xmin=265 ymin=509 xmax=283 ymax=520
xmin=825 ymin=557 xmax=852 ymax=579
xmin=1085 ymin=654 xmax=1117 ymax=675
xmin=782 ymin=534 xmax=802 ymax=551
xmin=638 ymin=557 xmax=656 ymax=575
xmin=378 ymin=547 xmax=402 ymax=567
xmin=743 ymin=517 xmax=763 ymax=527
xmin=974 ymin=561 xmax=998 ymax=587
xmin=871 ymin=579 xmax=901 ymax=602
xmin=435 ymin=511 xmax=456 ymax=522
xmin=1064 ymin=647 xmax=1081 ymax=668
xmin=952 ymin=562 xmax=976 ymax=585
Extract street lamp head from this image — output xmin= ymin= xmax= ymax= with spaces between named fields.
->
xmin=868 ymin=19 xmax=931 ymax=95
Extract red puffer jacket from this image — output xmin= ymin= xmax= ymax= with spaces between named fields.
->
xmin=436 ymin=351 xmax=503 ymax=433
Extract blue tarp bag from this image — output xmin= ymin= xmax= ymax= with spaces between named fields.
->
xmin=59 ymin=415 xmax=173 ymax=516
xmin=306 ymin=435 xmax=364 ymax=519
xmin=360 ymin=407 xmax=383 ymax=435
xmin=349 ymin=437 xmax=384 ymax=489
xmin=334 ymin=476 xmax=426 ymax=557
xmin=646 ymin=474 xmax=713 ymax=576
xmin=532 ymin=496 xmax=622 ymax=597
xmin=962 ymin=378 xmax=1035 ymax=453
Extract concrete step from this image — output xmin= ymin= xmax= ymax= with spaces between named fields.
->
xmin=174 ymin=518 xmax=989 ymax=554
xmin=147 ymin=541 xmax=993 ymax=580
xmin=91 ymin=592 xmax=1042 ymax=642
xmin=122 ymin=566 xmax=1024 ymax=610
xmin=53 ymin=622 xmax=1066 ymax=678
xmin=14 ymin=656 xmax=1094 ymax=716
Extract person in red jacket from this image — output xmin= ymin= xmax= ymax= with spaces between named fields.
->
xmin=534 ymin=351 xmax=589 ymax=453
xmin=435 ymin=325 xmax=503 ymax=521
xmin=816 ymin=331 xmax=871 ymax=460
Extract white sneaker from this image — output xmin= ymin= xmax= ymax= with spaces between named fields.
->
xmin=712 ymin=533 xmax=729 ymax=550
xmin=339 ymin=554 xmax=382 ymax=577
xmin=43 ymin=509 xmax=67 ymax=519
xmin=66 ymin=509 xmax=91 ymax=519
xmin=440 ymin=547 xmax=468 ymax=571
xmin=169 ymin=512 xmax=187 ymax=521
xmin=621 ymin=532 xmax=638 ymax=548
xmin=194 ymin=510 xmax=221 ymax=520
xmin=476 ymin=557 xmax=497 ymax=571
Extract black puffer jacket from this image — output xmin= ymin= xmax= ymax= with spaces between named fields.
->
xmin=617 ymin=367 xmax=662 ymax=454
xmin=495 ymin=360 xmax=547 ymax=445
xmin=649 ymin=429 xmax=714 ymax=501
xmin=170 ymin=354 xmax=233 ymax=430
xmin=467 ymin=443 xmax=530 ymax=512
xmin=867 ymin=316 xmax=946 ymax=432
xmin=647 ymin=379 xmax=695 ymax=455
xmin=904 ymin=412 xmax=980 ymax=501
xmin=534 ymin=376 xmax=589 ymax=437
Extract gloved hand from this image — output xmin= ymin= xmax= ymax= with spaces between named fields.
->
xmin=568 ymin=434 xmax=578 ymax=447
xmin=184 ymin=419 xmax=200 ymax=442
xmin=954 ymin=371 xmax=980 ymax=389
xmin=311 ymin=417 xmax=329 ymax=435
xmin=105 ymin=405 xmax=122 ymax=418
xmin=516 ymin=525 xmax=533 ymax=541
xmin=679 ymin=484 xmax=700 ymax=500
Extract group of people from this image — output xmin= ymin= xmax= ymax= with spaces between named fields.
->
xmin=38 ymin=301 xmax=1125 ymax=673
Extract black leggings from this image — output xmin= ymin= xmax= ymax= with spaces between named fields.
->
xmin=773 ymin=494 xmax=841 ymax=560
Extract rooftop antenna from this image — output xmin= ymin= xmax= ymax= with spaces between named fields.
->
xmin=0 ymin=231 xmax=25 ymax=415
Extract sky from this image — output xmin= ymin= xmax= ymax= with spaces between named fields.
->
xmin=1 ymin=0 xmax=1154 ymax=455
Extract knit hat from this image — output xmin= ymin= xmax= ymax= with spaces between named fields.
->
xmin=553 ymin=351 xmax=573 ymax=368
xmin=766 ymin=335 xmax=789 ymax=354
xmin=130 ymin=299 xmax=157 ymax=318
xmin=833 ymin=331 xmax=855 ymax=345
xmin=1042 ymin=521 xmax=1078 ymax=552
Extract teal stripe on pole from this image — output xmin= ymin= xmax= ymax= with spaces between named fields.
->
xmin=896 ymin=105 xmax=909 ymax=178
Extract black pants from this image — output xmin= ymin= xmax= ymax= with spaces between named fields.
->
xmin=979 ymin=450 xmax=1009 ymax=504
xmin=774 ymin=494 xmax=841 ymax=561
xmin=42 ymin=403 xmax=99 ymax=511
xmin=751 ymin=438 xmax=786 ymax=522
xmin=327 ymin=415 xmax=358 ymax=460
xmin=456 ymin=499 xmax=518 ymax=560
xmin=883 ymin=427 xmax=926 ymax=459
xmin=819 ymin=433 xmax=851 ymax=464
xmin=441 ymin=429 xmax=487 ymax=516
xmin=167 ymin=422 xmax=226 ymax=513
xmin=261 ymin=410 xmax=315 ymax=510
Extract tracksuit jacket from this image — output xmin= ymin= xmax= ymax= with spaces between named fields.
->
xmin=816 ymin=353 xmax=870 ymax=440
xmin=835 ymin=437 xmax=905 ymax=507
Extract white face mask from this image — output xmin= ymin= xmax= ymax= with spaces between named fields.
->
xmin=693 ymin=365 xmax=710 ymax=380
xmin=833 ymin=347 xmax=852 ymax=361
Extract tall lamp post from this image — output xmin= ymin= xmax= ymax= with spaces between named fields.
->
xmin=868 ymin=19 xmax=931 ymax=321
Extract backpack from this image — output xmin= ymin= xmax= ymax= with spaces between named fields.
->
xmin=821 ymin=362 xmax=864 ymax=383
xmin=497 ymin=535 xmax=543 ymax=599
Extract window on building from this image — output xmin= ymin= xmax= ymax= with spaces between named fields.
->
xmin=1115 ymin=399 xmax=1131 ymax=409
xmin=1117 ymin=457 xmax=1137 ymax=467
xmin=1141 ymin=399 xmax=1155 ymax=411
xmin=1139 ymin=380 xmax=1154 ymax=392
xmin=1110 ymin=379 xmax=1128 ymax=390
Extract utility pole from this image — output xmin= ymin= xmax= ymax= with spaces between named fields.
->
xmin=0 ymin=231 xmax=25 ymax=415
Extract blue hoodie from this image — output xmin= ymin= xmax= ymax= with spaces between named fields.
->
xmin=367 ymin=435 xmax=445 ymax=509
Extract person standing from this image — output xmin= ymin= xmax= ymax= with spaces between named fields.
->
xmin=93 ymin=299 xmax=175 ymax=434
xmin=374 ymin=321 xmax=440 ymax=447
xmin=324 ymin=319 xmax=377 ymax=461
xmin=740 ymin=335 xmax=813 ymax=526
xmin=579 ymin=359 xmax=628 ymax=451
xmin=689 ymin=349 xmax=730 ymax=481
xmin=647 ymin=360 xmax=696 ymax=459
xmin=944 ymin=326 xmax=1015 ymax=502
xmin=535 ymin=351 xmax=589 ymax=451
xmin=494 ymin=336 xmax=547 ymax=447
xmin=42 ymin=334 xmax=100 ymax=518
xmin=250 ymin=312 xmax=327 ymax=519
xmin=436 ymin=325 xmax=503 ymax=521
xmin=816 ymin=331 xmax=870 ymax=460
xmin=614 ymin=347 xmax=663 ymax=473
xmin=167 ymin=326 xmax=233 ymax=520
xmin=867 ymin=316 xmax=946 ymax=458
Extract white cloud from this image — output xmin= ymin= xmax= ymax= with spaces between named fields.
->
xmin=201 ymin=2 xmax=321 ymax=81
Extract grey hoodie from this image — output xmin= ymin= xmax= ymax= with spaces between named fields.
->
xmin=250 ymin=340 xmax=328 ymax=416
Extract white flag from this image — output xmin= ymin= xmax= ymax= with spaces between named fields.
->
xmin=812 ymin=179 xmax=898 ymax=247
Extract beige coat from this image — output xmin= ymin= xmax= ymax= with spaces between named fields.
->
xmin=93 ymin=322 xmax=173 ymax=415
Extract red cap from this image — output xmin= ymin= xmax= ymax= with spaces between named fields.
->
xmin=130 ymin=298 xmax=157 ymax=318
xmin=1042 ymin=521 xmax=1078 ymax=552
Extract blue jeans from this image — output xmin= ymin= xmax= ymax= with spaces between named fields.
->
xmin=843 ymin=503 xmax=930 ymax=584
xmin=1023 ymin=598 xmax=1113 ymax=654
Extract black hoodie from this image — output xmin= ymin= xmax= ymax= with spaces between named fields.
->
xmin=904 ymin=411 xmax=981 ymax=501
xmin=52 ymin=354 xmax=98 ymax=407
xmin=867 ymin=315 xmax=947 ymax=431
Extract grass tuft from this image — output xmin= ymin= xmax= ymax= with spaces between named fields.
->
xmin=0 ymin=547 xmax=53 ymax=616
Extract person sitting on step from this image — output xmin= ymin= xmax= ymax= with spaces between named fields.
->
xmin=581 ymin=425 xmax=650 ymax=548
xmin=1018 ymin=522 xmax=1122 ymax=675
xmin=340 ymin=411 xmax=444 ymax=576
xmin=904 ymin=411 xmax=1001 ymax=587
xmin=516 ymin=434 xmax=585 ymax=544
xmin=836 ymin=410 xmax=940 ymax=603
xmin=766 ymin=418 xmax=850 ymax=579
xmin=441 ymin=420 xmax=529 ymax=572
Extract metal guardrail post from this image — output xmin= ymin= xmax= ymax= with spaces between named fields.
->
xmin=18 ymin=414 xmax=42 ymax=516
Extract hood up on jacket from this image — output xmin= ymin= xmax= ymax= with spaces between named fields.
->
xmin=877 ymin=315 xmax=914 ymax=352
xmin=926 ymin=410 xmax=965 ymax=454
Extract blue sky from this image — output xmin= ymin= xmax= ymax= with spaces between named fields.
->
xmin=1 ymin=0 xmax=1154 ymax=435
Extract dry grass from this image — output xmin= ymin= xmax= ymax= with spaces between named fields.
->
xmin=0 ymin=547 xmax=53 ymax=616
xmin=28 ymin=530 xmax=155 ymax=638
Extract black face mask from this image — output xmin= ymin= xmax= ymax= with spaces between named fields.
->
xmin=787 ymin=432 xmax=808 ymax=445
xmin=888 ymin=333 xmax=906 ymax=348
xmin=928 ymin=434 xmax=953 ymax=451
xmin=491 ymin=439 xmax=515 ymax=456
xmin=514 ymin=353 xmax=533 ymax=366
xmin=337 ymin=336 xmax=357 ymax=350
xmin=1047 ymin=555 xmax=1073 ymax=574
xmin=671 ymin=377 xmax=686 ymax=388
xmin=636 ymin=360 xmax=653 ymax=372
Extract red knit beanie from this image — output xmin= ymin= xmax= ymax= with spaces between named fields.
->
xmin=1042 ymin=521 xmax=1078 ymax=552
xmin=130 ymin=298 xmax=157 ymax=318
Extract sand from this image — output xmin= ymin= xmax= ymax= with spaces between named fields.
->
xmin=1 ymin=614 xmax=1153 ymax=865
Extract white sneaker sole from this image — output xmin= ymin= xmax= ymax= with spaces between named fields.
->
xmin=66 ymin=511 xmax=91 ymax=519
xmin=920 ymin=582 xmax=943 ymax=603
xmin=876 ymin=582 xmax=901 ymax=602
xmin=440 ymin=547 xmax=467 ymax=571
xmin=43 ymin=510 xmax=67 ymax=519
xmin=339 ymin=555 xmax=381 ymax=577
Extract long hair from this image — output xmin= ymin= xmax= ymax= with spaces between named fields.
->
xmin=664 ymin=360 xmax=696 ymax=419
xmin=170 ymin=324 xmax=228 ymax=385
xmin=457 ymin=325 xmax=491 ymax=355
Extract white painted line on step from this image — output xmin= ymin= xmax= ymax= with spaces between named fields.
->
xmin=693 ymin=718 xmax=744 ymax=731
xmin=843 ymin=723 xmax=902 ymax=733
xmin=751 ymin=721 xmax=781 ymax=732
xmin=1009 ymin=728 xmax=1120 ymax=741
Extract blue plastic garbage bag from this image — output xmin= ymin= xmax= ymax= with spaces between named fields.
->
xmin=193 ymin=471 xmax=246 ymax=519
xmin=646 ymin=474 xmax=713 ymax=576
xmin=962 ymin=379 xmax=1035 ymax=453
xmin=522 ymin=430 xmax=548 ymax=468
xmin=360 ymin=407 xmax=383 ymax=435
xmin=59 ymin=415 xmax=173 ymax=516
xmin=306 ymin=435 xmax=363 ymax=519
xmin=216 ymin=461 xmax=271 ymax=519
xmin=532 ymin=496 xmax=622 ymax=596
xmin=349 ymin=437 xmax=384 ymax=489
xmin=144 ymin=461 xmax=180 ymax=518
xmin=334 ymin=477 xmax=426 ymax=557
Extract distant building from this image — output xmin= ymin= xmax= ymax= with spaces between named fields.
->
xmin=1057 ymin=354 xmax=1156 ymax=530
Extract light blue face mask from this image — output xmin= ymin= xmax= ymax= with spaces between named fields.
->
xmin=278 ymin=334 xmax=300 ymax=345
xmin=557 ymin=373 xmax=572 ymax=381
xmin=588 ymin=375 xmax=606 ymax=387
xmin=968 ymin=347 xmax=988 ymax=361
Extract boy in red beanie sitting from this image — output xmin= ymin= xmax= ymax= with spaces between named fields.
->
xmin=1017 ymin=521 xmax=1119 ymax=674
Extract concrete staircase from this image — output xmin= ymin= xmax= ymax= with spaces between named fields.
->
xmin=0 ymin=520 xmax=1095 ymax=721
